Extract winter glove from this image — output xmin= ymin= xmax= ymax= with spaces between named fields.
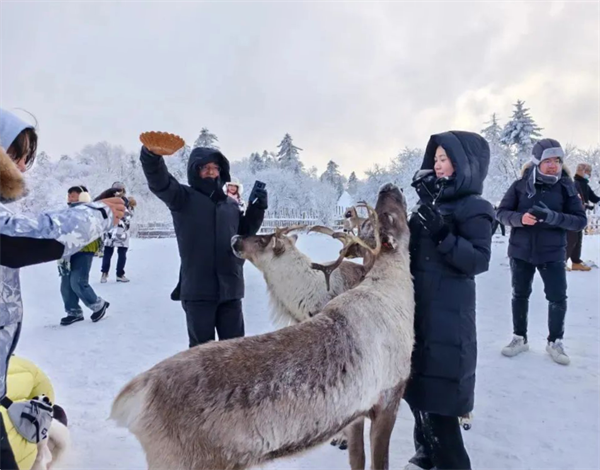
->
xmin=249 ymin=187 xmax=268 ymax=210
xmin=528 ymin=201 xmax=560 ymax=226
xmin=2 ymin=395 xmax=53 ymax=443
xmin=417 ymin=203 xmax=450 ymax=244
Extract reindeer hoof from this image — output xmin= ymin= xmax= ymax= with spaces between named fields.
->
xmin=330 ymin=437 xmax=348 ymax=450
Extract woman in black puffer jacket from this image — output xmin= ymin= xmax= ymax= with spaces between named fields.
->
xmin=404 ymin=131 xmax=494 ymax=470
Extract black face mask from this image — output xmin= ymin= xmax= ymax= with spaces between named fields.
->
xmin=196 ymin=176 xmax=226 ymax=202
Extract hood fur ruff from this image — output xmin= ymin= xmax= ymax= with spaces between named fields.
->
xmin=0 ymin=142 xmax=25 ymax=202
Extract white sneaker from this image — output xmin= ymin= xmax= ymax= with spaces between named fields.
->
xmin=501 ymin=335 xmax=529 ymax=357
xmin=546 ymin=340 xmax=570 ymax=365
xmin=117 ymin=275 xmax=130 ymax=283
xmin=100 ymin=273 xmax=108 ymax=283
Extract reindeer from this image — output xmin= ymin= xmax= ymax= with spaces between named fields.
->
xmin=230 ymin=220 xmax=369 ymax=450
xmin=110 ymin=183 xmax=414 ymax=470
xmin=343 ymin=206 xmax=367 ymax=234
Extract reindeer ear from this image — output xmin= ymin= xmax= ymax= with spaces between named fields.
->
xmin=272 ymin=236 xmax=286 ymax=256
xmin=289 ymin=234 xmax=298 ymax=244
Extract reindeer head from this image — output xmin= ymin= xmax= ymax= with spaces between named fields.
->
xmin=231 ymin=225 xmax=306 ymax=268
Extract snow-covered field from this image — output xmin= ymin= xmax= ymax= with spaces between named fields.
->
xmin=17 ymin=234 xmax=599 ymax=470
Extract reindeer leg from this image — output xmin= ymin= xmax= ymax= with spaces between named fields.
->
xmin=369 ymin=384 xmax=405 ymax=470
xmin=347 ymin=418 xmax=366 ymax=470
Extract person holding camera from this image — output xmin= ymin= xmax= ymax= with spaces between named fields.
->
xmin=404 ymin=131 xmax=494 ymax=470
xmin=139 ymin=136 xmax=266 ymax=348
xmin=100 ymin=182 xmax=136 ymax=283
xmin=497 ymin=139 xmax=587 ymax=365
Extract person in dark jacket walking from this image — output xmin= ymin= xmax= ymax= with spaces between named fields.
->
xmin=404 ymin=131 xmax=494 ymax=470
xmin=497 ymin=139 xmax=587 ymax=365
xmin=566 ymin=163 xmax=599 ymax=271
xmin=139 ymin=136 xmax=266 ymax=348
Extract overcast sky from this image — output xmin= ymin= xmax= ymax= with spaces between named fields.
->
xmin=1 ymin=1 xmax=598 ymax=176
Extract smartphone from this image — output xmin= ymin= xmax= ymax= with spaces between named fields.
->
xmin=252 ymin=181 xmax=266 ymax=204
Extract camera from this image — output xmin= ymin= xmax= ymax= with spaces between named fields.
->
xmin=411 ymin=170 xmax=437 ymax=205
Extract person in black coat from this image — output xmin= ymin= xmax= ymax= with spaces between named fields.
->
xmin=404 ymin=131 xmax=494 ymax=470
xmin=140 ymin=144 xmax=266 ymax=348
xmin=565 ymin=163 xmax=599 ymax=271
xmin=497 ymin=139 xmax=587 ymax=366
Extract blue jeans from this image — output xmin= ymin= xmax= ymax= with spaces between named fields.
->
xmin=101 ymin=246 xmax=128 ymax=277
xmin=60 ymin=252 xmax=104 ymax=316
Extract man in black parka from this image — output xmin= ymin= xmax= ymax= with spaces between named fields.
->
xmin=405 ymin=131 xmax=494 ymax=470
xmin=497 ymin=139 xmax=586 ymax=365
xmin=140 ymin=145 xmax=266 ymax=347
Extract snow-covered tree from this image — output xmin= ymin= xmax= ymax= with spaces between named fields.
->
xmin=499 ymin=100 xmax=543 ymax=167
xmin=193 ymin=128 xmax=219 ymax=149
xmin=320 ymin=160 xmax=345 ymax=197
xmin=277 ymin=133 xmax=303 ymax=174
xmin=249 ymin=152 xmax=264 ymax=174
xmin=347 ymin=171 xmax=358 ymax=196
xmin=482 ymin=114 xmax=518 ymax=204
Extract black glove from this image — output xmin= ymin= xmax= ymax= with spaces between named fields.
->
xmin=249 ymin=187 xmax=268 ymax=210
xmin=528 ymin=201 xmax=560 ymax=226
xmin=417 ymin=203 xmax=449 ymax=244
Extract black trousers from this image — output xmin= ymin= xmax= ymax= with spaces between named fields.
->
xmin=1 ymin=414 xmax=18 ymax=470
xmin=511 ymin=258 xmax=567 ymax=343
xmin=409 ymin=407 xmax=471 ymax=470
xmin=565 ymin=231 xmax=583 ymax=264
xmin=182 ymin=299 xmax=245 ymax=348
xmin=101 ymin=246 xmax=128 ymax=277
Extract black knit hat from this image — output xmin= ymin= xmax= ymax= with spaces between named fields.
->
xmin=531 ymin=138 xmax=564 ymax=165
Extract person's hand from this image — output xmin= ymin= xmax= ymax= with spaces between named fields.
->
xmin=417 ymin=203 xmax=449 ymax=244
xmin=4 ymin=395 xmax=53 ymax=443
xmin=528 ymin=202 xmax=560 ymax=226
xmin=139 ymin=131 xmax=185 ymax=156
xmin=250 ymin=187 xmax=268 ymax=210
xmin=522 ymin=213 xmax=538 ymax=226
xmin=101 ymin=197 xmax=126 ymax=226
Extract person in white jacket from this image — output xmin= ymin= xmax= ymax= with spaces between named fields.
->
xmin=0 ymin=108 xmax=125 ymax=467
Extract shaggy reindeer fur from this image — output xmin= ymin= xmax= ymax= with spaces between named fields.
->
xmin=231 ymin=232 xmax=366 ymax=327
xmin=111 ymin=184 xmax=414 ymax=470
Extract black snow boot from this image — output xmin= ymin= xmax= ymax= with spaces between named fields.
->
xmin=60 ymin=314 xmax=84 ymax=326
xmin=91 ymin=301 xmax=110 ymax=323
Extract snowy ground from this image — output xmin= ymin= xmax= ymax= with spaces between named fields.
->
xmin=17 ymin=234 xmax=600 ymax=470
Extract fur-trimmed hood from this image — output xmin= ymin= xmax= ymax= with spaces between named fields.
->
xmin=520 ymin=161 xmax=572 ymax=179
xmin=0 ymin=142 xmax=25 ymax=202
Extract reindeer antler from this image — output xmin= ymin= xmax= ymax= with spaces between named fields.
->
xmin=310 ymin=203 xmax=380 ymax=291
xmin=274 ymin=225 xmax=308 ymax=237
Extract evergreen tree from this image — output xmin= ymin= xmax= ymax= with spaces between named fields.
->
xmin=499 ymin=100 xmax=542 ymax=166
xmin=347 ymin=171 xmax=358 ymax=196
xmin=320 ymin=160 xmax=345 ymax=197
xmin=249 ymin=152 xmax=264 ymax=174
xmin=277 ymin=133 xmax=303 ymax=173
xmin=193 ymin=128 xmax=219 ymax=149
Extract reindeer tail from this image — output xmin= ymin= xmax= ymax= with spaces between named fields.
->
xmin=110 ymin=375 xmax=149 ymax=430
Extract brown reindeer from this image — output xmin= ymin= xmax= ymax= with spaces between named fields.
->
xmin=110 ymin=183 xmax=414 ymax=470
xmin=343 ymin=205 xmax=368 ymax=235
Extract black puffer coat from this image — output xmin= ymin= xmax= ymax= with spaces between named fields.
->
xmin=404 ymin=131 xmax=494 ymax=417
xmin=496 ymin=164 xmax=587 ymax=265
xmin=140 ymin=146 xmax=264 ymax=302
